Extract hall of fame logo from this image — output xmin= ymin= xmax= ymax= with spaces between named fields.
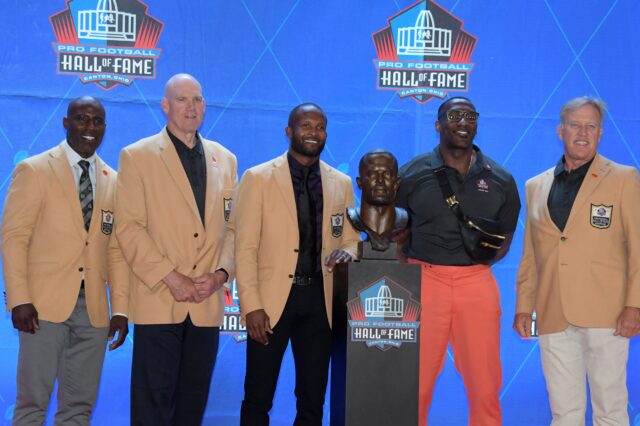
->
xmin=347 ymin=276 xmax=421 ymax=351
xmin=50 ymin=0 xmax=164 ymax=89
xmin=222 ymin=280 xmax=247 ymax=343
xmin=372 ymin=0 xmax=477 ymax=103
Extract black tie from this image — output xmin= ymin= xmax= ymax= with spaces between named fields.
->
xmin=296 ymin=167 xmax=317 ymax=275
xmin=78 ymin=160 xmax=93 ymax=231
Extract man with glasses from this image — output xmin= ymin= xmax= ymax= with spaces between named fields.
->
xmin=514 ymin=97 xmax=640 ymax=424
xmin=396 ymin=97 xmax=520 ymax=425
xmin=2 ymin=96 xmax=129 ymax=425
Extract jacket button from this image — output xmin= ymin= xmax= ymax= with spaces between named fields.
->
xmin=294 ymin=248 xmax=299 ymax=252
xmin=85 ymin=241 xmax=89 ymax=246
xmin=194 ymin=233 xmax=198 ymax=238
xmin=560 ymin=236 xmax=567 ymax=241
xmin=288 ymin=274 xmax=294 ymax=278
xmin=193 ymin=265 xmax=197 ymax=270
xmin=78 ymin=267 xmax=84 ymax=272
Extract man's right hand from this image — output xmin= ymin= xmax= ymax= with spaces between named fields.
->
xmin=163 ymin=270 xmax=201 ymax=303
xmin=246 ymin=309 xmax=273 ymax=345
xmin=513 ymin=313 xmax=533 ymax=338
xmin=12 ymin=304 xmax=39 ymax=334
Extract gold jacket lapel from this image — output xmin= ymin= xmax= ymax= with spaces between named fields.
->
xmin=203 ymin=142 xmax=220 ymax=227
xmin=90 ymin=157 xmax=111 ymax=237
xmin=539 ymin=170 xmax=559 ymax=231
xmin=320 ymin=161 xmax=335 ymax=240
xmin=563 ymin=154 xmax=611 ymax=233
xmin=49 ymin=144 xmax=85 ymax=235
xmin=272 ymin=153 xmax=297 ymax=224
xmin=158 ymin=131 xmax=202 ymax=225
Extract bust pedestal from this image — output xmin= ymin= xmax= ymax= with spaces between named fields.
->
xmin=331 ymin=241 xmax=422 ymax=426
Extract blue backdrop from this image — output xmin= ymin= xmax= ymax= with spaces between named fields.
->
xmin=0 ymin=1 xmax=639 ymax=425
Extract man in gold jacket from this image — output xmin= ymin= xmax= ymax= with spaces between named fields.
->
xmin=235 ymin=103 xmax=360 ymax=425
xmin=2 ymin=96 xmax=129 ymax=425
xmin=514 ymin=97 xmax=640 ymax=425
xmin=115 ymin=74 xmax=236 ymax=426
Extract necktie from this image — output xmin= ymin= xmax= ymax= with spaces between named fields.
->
xmin=78 ymin=160 xmax=93 ymax=231
xmin=296 ymin=167 xmax=317 ymax=275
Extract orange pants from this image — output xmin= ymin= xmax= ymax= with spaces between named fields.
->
xmin=409 ymin=259 xmax=502 ymax=426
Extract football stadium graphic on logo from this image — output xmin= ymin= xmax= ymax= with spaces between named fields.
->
xmin=50 ymin=0 xmax=164 ymax=89
xmin=347 ymin=276 xmax=421 ymax=351
xmin=222 ymin=280 xmax=247 ymax=343
xmin=372 ymin=0 xmax=477 ymax=103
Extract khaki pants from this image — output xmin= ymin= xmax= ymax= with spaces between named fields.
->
xmin=540 ymin=325 xmax=629 ymax=426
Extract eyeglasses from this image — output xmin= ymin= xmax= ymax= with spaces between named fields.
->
xmin=442 ymin=110 xmax=480 ymax=123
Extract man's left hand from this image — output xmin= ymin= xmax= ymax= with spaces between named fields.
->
xmin=193 ymin=271 xmax=227 ymax=299
xmin=108 ymin=315 xmax=129 ymax=350
xmin=614 ymin=306 xmax=640 ymax=338
xmin=324 ymin=249 xmax=352 ymax=272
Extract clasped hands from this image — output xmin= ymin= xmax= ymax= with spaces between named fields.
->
xmin=163 ymin=269 xmax=227 ymax=303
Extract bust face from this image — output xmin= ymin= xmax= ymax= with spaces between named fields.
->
xmin=357 ymin=153 xmax=400 ymax=207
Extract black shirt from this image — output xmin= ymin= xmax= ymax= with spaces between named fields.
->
xmin=167 ymin=128 xmax=206 ymax=224
xmin=547 ymin=156 xmax=594 ymax=232
xmin=288 ymin=153 xmax=323 ymax=273
xmin=396 ymin=145 xmax=521 ymax=266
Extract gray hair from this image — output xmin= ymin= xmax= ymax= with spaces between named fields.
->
xmin=560 ymin=96 xmax=607 ymax=126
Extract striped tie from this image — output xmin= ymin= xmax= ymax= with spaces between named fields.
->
xmin=78 ymin=160 xmax=93 ymax=231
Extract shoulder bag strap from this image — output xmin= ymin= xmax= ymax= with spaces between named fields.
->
xmin=433 ymin=166 xmax=466 ymax=222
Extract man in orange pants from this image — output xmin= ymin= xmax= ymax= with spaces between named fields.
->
xmin=396 ymin=97 xmax=521 ymax=425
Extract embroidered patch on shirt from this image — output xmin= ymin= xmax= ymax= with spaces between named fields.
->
xmin=476 ymin=178 xmax=489 ymax=193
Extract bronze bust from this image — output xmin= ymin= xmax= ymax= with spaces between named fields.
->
xmin=347 ymin=150 xmax=408 ymax=251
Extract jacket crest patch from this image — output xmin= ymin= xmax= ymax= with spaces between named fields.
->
xmin=224 ymin=198 xmax=232 ymax=222
xmin=101 ymin=210 xmax=114 ymax=235
xmin=331 ymin=213 xmax=344 ymax=238
xmin=590 ymin=204 xmax=612 ymax=229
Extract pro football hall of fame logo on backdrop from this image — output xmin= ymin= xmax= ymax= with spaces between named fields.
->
xmin=347 ymin=276 xmax=421 ymax=351
xmin=50 ymin=0 xmax=164 ymax=89
xmin=222 ymin=280 xmax=247 ymax=343
xmin=373 ymin=0 xmax=477 ymax=103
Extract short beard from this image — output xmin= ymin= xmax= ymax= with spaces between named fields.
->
xmin=290 ymin=135 xmax=324 ymax=158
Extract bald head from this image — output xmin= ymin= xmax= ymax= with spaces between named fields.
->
xmin=287 ymin=103 xmax=327 ymax=127
xmin=67 ymin=95 xmax=104 ymax=117
xmin=164 ymin=73 xmax=202 ymax=98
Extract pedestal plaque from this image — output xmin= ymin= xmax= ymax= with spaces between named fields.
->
xmin=331 ymin=241 xmax=421 ymax=426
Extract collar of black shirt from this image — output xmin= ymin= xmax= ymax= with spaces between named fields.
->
xmin=432 ymin=144 xmax=488 ymax=175
xmin=287 ymin=152 xmax=321 ymax=177
xmin=553 ymin=156 xmax=594 ymax=177
xmin=166 ymin=127 xmax=204 ymax=157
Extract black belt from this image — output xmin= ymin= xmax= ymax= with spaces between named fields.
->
xmin=292 ymin=272 xmax=323 ymax=286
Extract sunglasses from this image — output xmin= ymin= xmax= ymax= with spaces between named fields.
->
xmin=441 ymin=110 xmax=480 ymax=123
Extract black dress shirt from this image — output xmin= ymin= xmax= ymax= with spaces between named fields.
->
xmin=167 ymin=128 xmax=207 ymax=224
xmin=547 ymin=156 xmax=594 ymax=232
xmin=288 ymin=153 xmax=323 ymax=273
